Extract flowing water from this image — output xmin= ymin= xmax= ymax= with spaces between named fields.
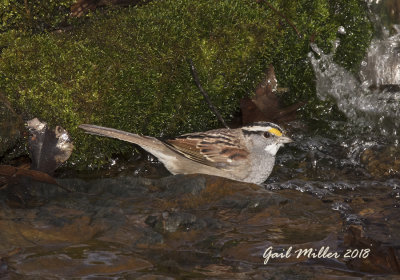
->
xmin=309 ymin=28 xmax=400 ymax=139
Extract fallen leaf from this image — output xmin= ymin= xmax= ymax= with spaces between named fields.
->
xmin=241 ymin=65 xmax=303 ymax=125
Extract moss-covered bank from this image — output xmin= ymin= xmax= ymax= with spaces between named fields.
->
xmin=1 ymin=0 xmax=74 ymax=33
xmin=0 ymin=0 xmax=372 ymax=167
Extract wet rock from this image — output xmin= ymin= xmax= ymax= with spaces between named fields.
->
xmin=162 ymin=212 xmax=197 ymax=233
xmin=344 ymin=225 xmax=400 ymax=274
xmin=155 ymin=174 xmax=207 ymax=196
xmin=135 ymin=275 xmax=175 ymax=280
xmin=0 ymin=249 xmax=16 ymax=280
xmin=0 ymin=173 xmax=395 ymax=278
xmin=14 ymin=249 xmax=152 ymax=278
xmin=134 ymin=228 xmax=164 ymax=246
xmin=325 ymin=179 xmax=400 ymax=274
xmin=361 ymin=146 xmax=400 ymax=178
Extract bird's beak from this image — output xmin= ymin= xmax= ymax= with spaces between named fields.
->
xmin=279 ymin=136 xmax=293 ymax=144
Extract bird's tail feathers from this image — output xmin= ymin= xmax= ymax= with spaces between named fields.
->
xmin=79 ymin=124 xmax=164 ymax=151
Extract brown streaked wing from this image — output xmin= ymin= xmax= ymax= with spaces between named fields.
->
xmin=164 ymin=130 xmax=249 ymax=170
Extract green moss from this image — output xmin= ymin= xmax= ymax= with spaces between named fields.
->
xmin=0 ymin=0 xmax=372 ymax=167
xmin=0 ymin=0 xmax=74 ymax=33
xmin=268 ymin=0 xmax=373 ymax=124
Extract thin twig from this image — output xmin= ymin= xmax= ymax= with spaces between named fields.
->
xmin=258 ymin=0 xmax=302 ymax=38
xmin=188 ymin=59 xmax=230 ymax=129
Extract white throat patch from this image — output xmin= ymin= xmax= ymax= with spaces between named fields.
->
xmin=264 ymin=143 xmax=281 ymax=155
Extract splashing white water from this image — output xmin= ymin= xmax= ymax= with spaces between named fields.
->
xmin=309 ymin=27 xmax=400 ymax=136
xmin=360 ymin=25 xmax=400 ymax=87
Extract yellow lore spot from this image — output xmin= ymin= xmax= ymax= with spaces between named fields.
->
xmin=268 ymin=128 xmax=282 ymax=137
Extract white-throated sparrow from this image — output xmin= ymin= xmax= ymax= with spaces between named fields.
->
xmin=79 ymin=122 xmax=292 ymax=184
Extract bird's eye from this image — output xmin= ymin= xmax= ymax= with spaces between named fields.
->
xmin=263 ymin=132 xmax=271 ymax=138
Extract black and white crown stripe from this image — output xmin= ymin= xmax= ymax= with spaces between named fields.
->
xmin=241 ymin=122 xmax=283 ymax=134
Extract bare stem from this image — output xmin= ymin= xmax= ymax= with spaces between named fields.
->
xmin=259 ymin=0 xmax=302 ymax=38
xmin=188 ymin=59 xmax=230 ymax=129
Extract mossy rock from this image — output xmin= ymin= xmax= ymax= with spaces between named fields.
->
xmin=0 ymin=0 xmax=372 ymax=168
xmin=0 ymin=0 xmax=74 ymax=34
xmin=0 ymin=93 xmax=23 ymax=157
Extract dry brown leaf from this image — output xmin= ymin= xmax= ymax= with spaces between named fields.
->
xmin=240 ymin=65 xmax=303 ymax=125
